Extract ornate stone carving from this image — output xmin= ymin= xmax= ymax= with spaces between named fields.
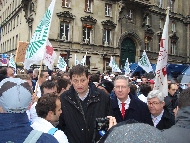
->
xmin=56 ymin=11 xmax=75 ymax=20
xmin=101 ymin=20 xmax=116 ymax=29
xmin=80 ymin=15 xmax=97 ymax=24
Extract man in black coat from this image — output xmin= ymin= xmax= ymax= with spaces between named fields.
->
xmin=147 ymin=90 xmax=175 ymax=130
xmin=111 ymin=75 xmax=152 ymax=124
xmin=164 ymin=83 xmax=178 ymax=116
xmin=57 ymin=65 xmax=113 ymax=143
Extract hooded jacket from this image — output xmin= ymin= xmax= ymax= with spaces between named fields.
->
xmin=0 ymin=113 xmax=58 ymax=143
xmin=162 ymin=106 xmax=190 ymax=143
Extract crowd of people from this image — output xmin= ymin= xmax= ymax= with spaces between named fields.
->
xmin=0 ymin=65 xmax=190 ymax=143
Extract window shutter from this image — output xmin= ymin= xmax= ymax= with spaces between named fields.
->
xmin=62 ymin=0 xmax=65 ymax=7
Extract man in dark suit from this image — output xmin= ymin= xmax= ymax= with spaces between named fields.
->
xmin=147 ymin=90 xmax=175 ymax=130
xmin=111 ymin=75 xmax=152 ymax=124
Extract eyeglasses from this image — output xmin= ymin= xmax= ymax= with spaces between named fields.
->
xmin=147 ymin=102 xmax=162 ymax=106
xmin=114 ymin=86 xmax=128 ymax=90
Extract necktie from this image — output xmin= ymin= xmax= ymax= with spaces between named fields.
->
xmin=121 ymin=102 xmax=126 ymax=119
xmin=152 ymin=117 xmax=157 ymax=127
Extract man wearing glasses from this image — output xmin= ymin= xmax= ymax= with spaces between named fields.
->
xmin=111 ymin=75 xmax=152 ymax=124
xmin=147 ymin=90 xmax=175 ymax=130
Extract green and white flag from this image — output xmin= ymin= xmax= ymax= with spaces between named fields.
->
xmin=57 ymin=56 xmax=67 ymax=71
xmin=138 ymin=50 xmax=153 ymax=73
xmin=24 ymin=0 xmax=56 ymax=70
xmin=8 ymin=53 xmax=16 ymax=69
xmin=80 ymin=53 xmax=87 ymax=66
xmin=109 ymin=56 xmax=121 ymax=72
xmin=75 ymin=54 xmax=80 ymax=66
xmin=124 ymin=58 xmax=130 ymax=75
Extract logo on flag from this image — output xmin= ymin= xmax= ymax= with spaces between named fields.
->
xmin=153 ymin=8 xmax=169 ymax=97
xmin=57 ymin=56 xmax=67 ymax=71
xmin=138 ymin=50 xmax=153 ymax=73
xmin=24 ymin=0 xmax=56 ymax=70
xmin=43 ymin=40 xmax=57 ymax=70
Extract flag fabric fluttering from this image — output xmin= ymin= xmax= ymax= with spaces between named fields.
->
xmin=109 ymin=56 xmax=113 ymax=67
xmin=124 ymin=58 xmax=130 ymax=75
xmin=43 ymin=40 xmax=57 ymax=70
xmin=8 ymin=53 xmax=16 ymax=69
xmin=24 ymin=0 xmax=56 ymax=70
xmin=75 ymin=54 xmax=80 ymax=66
xmin=80 ymin=55 xmax=86 ymax=66
xmin=109 ymin=56 xmax=121 ymax=73
xmin=57 ymin=56 xmax=67 ymax=71
xmin=153 ymin=8 xmax=169 ymax=97
xmin=138 ymin=50 xmax=153 ymax=73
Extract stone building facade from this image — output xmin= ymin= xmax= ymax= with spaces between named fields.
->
xmin=0 ymin=0 xmax=190 ymax=73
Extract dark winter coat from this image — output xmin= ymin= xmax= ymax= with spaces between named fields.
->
xmin=150 ymin=107 xmax=175 ymax=130
xmin=164 ymin=92 xmax=178 ymax=116
xmin=58 ymin=82 xmax=113 ymax=143
xmin=111 ymin=93 xmax=152 ymax=125
xmin=162 ymin=106 xmax=190 ymax=143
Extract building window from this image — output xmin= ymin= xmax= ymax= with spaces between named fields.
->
xmin=170 ymin=0 xmax=175 ymax=12
xmin=12 ymin=37 xmax=15 ymax=49
xmin=10 ymin=39 xmax=11 ymax=51
xmin=13 ymin=18 xmax=15 ymax=28
xmin=158 ymin=0 xmax=163 ymax=8
xmin=16 ymin=34 xmax=18 ymax=49
xmin=144 ymin=36 xmax=151 ymax=51
xmin=17 ymin=15 xmax=19 ymax=26
xmin=171 ymin=41 xmax=176 ymax=54
xmin=146 ymin=15 xmax=150 ymax=26
xmin=85 ymin=0 xmax=92 ymax=12
xmin=105 ymin=3 xmax=112 ymax=17
xmin=159 ymin=18 xmax=164 ymax=29
xmin=60 ymin=21 xmax=70 ymax=41
xmin=83 ymin=24 xmax=92 ymax=44
xmin=126 ymin=9 xmax=133 ymax=21
xmin=172 ymin=21 xmax=176 ymax=33
xmin=62 ymin=0 xmax=71 ymax=8
xmin=103 ymin=29 xmax=111 ymax=46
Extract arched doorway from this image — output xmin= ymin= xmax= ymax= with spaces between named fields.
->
xmin=120 ymin=37 xmax=136 ymax=68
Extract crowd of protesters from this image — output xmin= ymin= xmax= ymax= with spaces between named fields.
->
xmin=0 ymin=65 xmax=190 ymax=143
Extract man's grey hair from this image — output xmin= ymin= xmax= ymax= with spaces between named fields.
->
xmin=114 ymin=75 xmax=129 ymax=86
xmin=147 ymin=90 xmax=165 ymax=102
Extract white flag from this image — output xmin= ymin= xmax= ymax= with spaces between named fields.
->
xmin=24 ymin=0 xmax=56 ymax=70
xmin=109 ymin=56 xmax=113 ymax=67
xmin=80 ymin=55 xmax=86 ymax=66
xmin=124 ymin=58 xmax=130 ymax=75
xmin=138 ymin=50 xmax=153 ymax=73
xmin=8 ymin=53 xmax=16 ymax=69
xmin=154 ymin=9 xmax=169 ymax=97
xmin=43 ymin=40 xmax=57 ymax=70
xmin=75 ymin=54 xmax=80 ymax=66
xmin=57 ymin=56 xmax=67 ymax=71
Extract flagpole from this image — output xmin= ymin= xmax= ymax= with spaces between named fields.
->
xmin=34 ymin=51 xmax=46 ymax=95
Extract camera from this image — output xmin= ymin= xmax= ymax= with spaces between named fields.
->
xmin=95 ymin=117 xmax=109 ymax=131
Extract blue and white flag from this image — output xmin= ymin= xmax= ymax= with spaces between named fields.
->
xmin=124 ymin=58 xmax=130 ymax=75
xmin=75 ymin=54 xmax=80 ymax=66
xmin=57 ymin=56 xmax=67 ymax=71
xmin=8 ymin=53 xmax=16 ymax=69
xmin=109 ymin=56 xmax=121 ymax=72
xmin=80 ymin=52 xmax=87 ymax=66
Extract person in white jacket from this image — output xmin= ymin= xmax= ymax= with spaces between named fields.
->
xmin=31 ymin=93 xmax=68 ymax=143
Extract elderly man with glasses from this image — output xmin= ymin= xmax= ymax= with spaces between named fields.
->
xmin=111 ymin=75 xmax=152 ymax=124
xmin=147 ymin=90 xmax=175 ymax=130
